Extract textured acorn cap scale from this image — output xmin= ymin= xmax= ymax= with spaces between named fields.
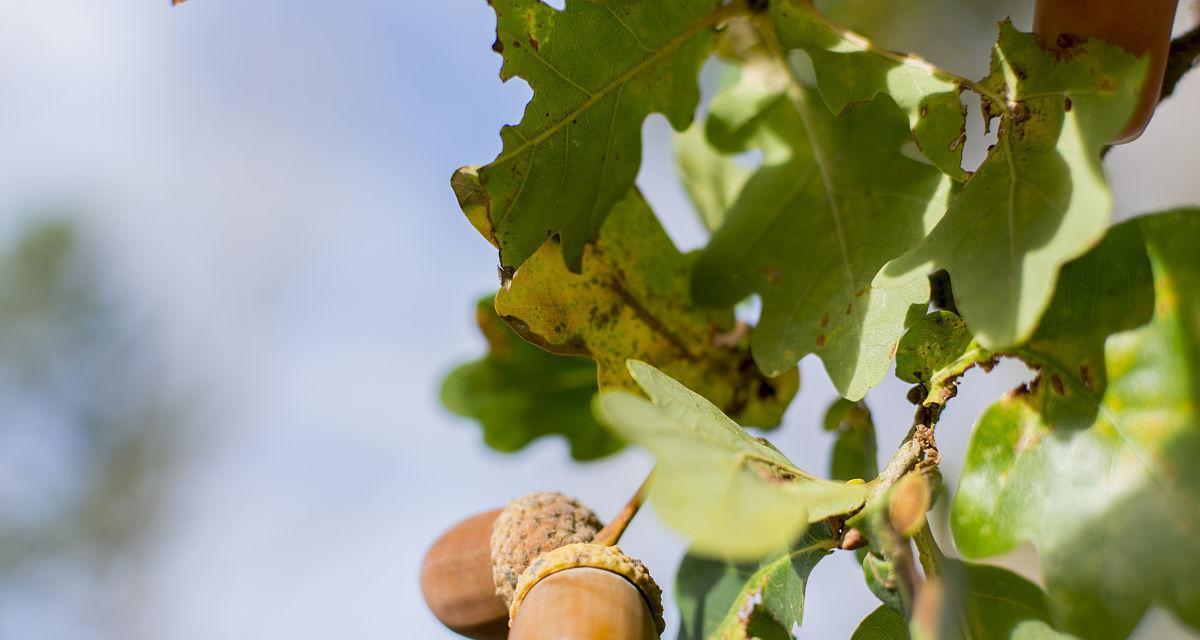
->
xmin=490 ymin=491 xmax=603 ymax=606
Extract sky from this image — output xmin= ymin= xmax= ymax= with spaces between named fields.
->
xmin=0 ymin=1 xmax=1197 ymax=638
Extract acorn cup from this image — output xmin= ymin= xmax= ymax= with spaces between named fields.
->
xmin=507 ymin=543 xmax=664 ymax=640
xmin=421 ymin=492 xmax=604 ymax=639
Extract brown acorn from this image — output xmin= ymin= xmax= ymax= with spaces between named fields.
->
xmin=421 ymin=492 xmax=604 ymax=639
xmin=420 ymin=509 xmax=510 ymax=640
xmin=507 ymin=543 xmax=664 ymax=640
xmin=1033 ymin=0 xmax=1179 ymax=143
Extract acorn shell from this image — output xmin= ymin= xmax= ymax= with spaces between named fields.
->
xmin=420 ymin=509 xmax=509 ymax=640
xmin=490 ymin=492 xmax=602 ymax=606
xmin=509 ymin=542 xmax=665 ymax=635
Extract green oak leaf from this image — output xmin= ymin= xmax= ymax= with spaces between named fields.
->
xmin=881 ymin=21 xmax=1146 ymax=351
xmin=852 ymin=606 xmax=908 ymax=640
xmin=690 ymin=20 xmax=952 ymax=400
xmin=862 ymin=551 xmax=903 ymax=613
xmin=676 ymin=524 xmax=835 ymax=640
xmin=951 ymin=209 xmax=1200 ymax=639
xmin=823 ymin=398 xmax=878 ymax=482
xmin=894 ymin=310 xmax=991 ymax=405
xmin=440 ymin=297 xmax=621 ymax=460
xmin=924 ymin=563 xmax=1078 ymax=640
xmin=770 ymin=0 xmax=967 ymax=180
xmin=458 ymin=171 xmax=800 ymax=427
xmin=863 ymin=561 xmax=1076 ymax=640
xmin=593 ymin=360 xmax=868 ymax=559
xmin=463 ymin=0 xmax=736 ymax=273
xmin=894 ymin=311 xmax=973 ymax=387
xmin=675 ymin=119 xmax=750 ymax=233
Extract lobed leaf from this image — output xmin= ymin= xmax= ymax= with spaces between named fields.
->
xmin=853 ymin=563 xmax=1077 ymax=640
xmin=593 ymin=361 xmax=868 ymax=560
xmin=916 ymin=561 xmax=1077 ymax=640
xmin=675 ymin=118 xmax=750 ymax=233
xmin=770 ymin=0 xmax=968 ymax=179
xmin=951 ymin=209 xmax=1200 ymax=639
xmin=881 ymin=21 xmax=1147 ymax=350
xmin=440 ymin=297 xmax=621 ymax=460
xmin=690 ymin=18 xmax=953 ymax=400
xmin=676 ymin=524 xmax=835 ymax=640
xmin=851 ymin=605 xmax=908 ymax=640
xmin=823 ymin=398 xmax=878 ymax=482
xmin=464 ymin=0 xmax=733 ymax=272
xmin=895 ymin=309 xmax=991 ymax=405
xmin=457 ymin=171 xmax=800 ymax=427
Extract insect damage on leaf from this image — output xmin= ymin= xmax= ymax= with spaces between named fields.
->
xmin=881 ymin=20 xmax=1147 ymax=352
xmin=690 ymin=16 xmax=952 ymax=401
xmin=455 ymin=167 xmax=798 ymax=428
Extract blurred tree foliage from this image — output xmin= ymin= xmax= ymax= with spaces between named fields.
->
xmin=0 ymin=218 xmax=177 ymax=619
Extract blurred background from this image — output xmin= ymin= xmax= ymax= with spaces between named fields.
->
xmin=0 ymin=1 xmax=1197 ymax=638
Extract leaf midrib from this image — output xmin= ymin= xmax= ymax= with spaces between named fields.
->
xmin=489 ymin=1 xmax=742 ymax=168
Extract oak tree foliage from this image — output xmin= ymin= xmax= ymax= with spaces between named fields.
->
xmin=442 ymin=0 xmax=1199 ymax=637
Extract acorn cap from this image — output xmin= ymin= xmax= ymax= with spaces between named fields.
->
xmin=509 ymin=542 xmax=665 ymax=634
xmin=490 ymin=491 xmax=602 ymax=606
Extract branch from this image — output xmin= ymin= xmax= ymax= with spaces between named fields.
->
xmin=593 ymin=470 xmax=652 ymax=546
xmin=863 ymin=403 xmax=942 ymax=507
xmin=1161 ymin=23 xmax=1200 ymax=101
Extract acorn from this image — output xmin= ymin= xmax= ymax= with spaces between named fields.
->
xmin=420 ymin=509 xmax=510 ymax=640
xmin=421 ymin=492 xmax=604 ymax=639
xmin=508 ymin=543 xmax=664 ymax=640
xmin=1033 ymin=0 xmax=1179 ymax=143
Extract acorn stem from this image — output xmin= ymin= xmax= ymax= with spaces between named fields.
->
xmin=592 ymin=469 xmax=653 ymax=546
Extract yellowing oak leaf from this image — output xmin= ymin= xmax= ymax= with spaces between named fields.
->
xmin=455 ymin=168 xmax=797 ymax=428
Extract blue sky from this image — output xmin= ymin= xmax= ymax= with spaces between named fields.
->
xmin=1 ymin=1 xmax=1197 ymax=638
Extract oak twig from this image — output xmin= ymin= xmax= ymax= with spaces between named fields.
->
xmin=593 ymin=471 xmax=653 ymax=546
xmin=1161 ymin=23 xmax=1200 ymax=101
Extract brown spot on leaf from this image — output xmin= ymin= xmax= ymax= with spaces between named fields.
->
xmin=491 ymin=38 xmax=504 ymax=54
xmin=1079 ymin=364 xmax=1094 ymax=391
xmin=1015 ymin=424 xmax=1043 ymax=453
xmin=1064 ymin=97 xmax=1073 ymax=112
xmin=819 ymin=313 xmax=830 ymax=329
xmin=1050 ymin=375 xmax=1065 ymax=396
xmin=1056 ymin=33 xmax=1084 ymax=49
xmin=816 ymin=334 xmax=826 ymax=348
xmin=528 ymin=35 xmax=539 ymax=51
xmin=1005 ymin=382 xmax=1031 ymax=399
